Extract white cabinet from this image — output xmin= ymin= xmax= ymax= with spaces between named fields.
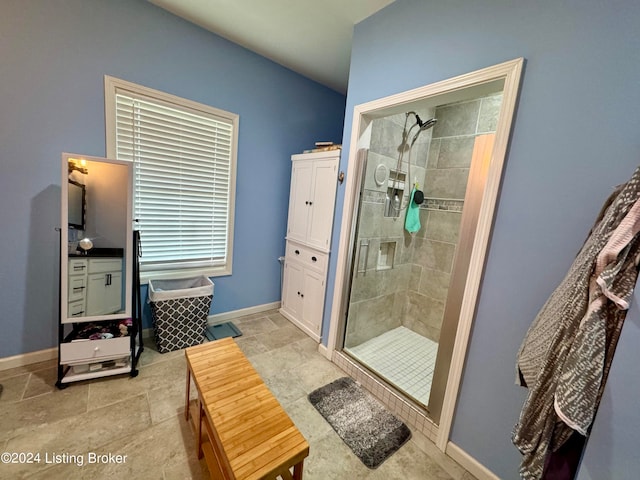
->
xmin=67 ymin=257 xmax=123 ymax=318
xmin=286 ymin=153 xmax=339 ymax=251
xmin=287 ymin=161 xmax=313 ymax=244
xmin=282 ymin=260 xmax=304 ymax=320
xmin=300 ymin=267 xmax=325 ymax=335
xmin=281 ymin=243 xmax=328 ymax=339
xmin=85 ymin=258 xmax=123 ymax=316
xmin=280 ymin=150 xmax=340 ymax=342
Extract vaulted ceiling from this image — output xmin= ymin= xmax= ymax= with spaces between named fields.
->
xmin=148 ymin=0 xmax=396 ymax=94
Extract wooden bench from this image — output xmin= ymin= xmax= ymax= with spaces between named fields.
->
xmin=185 ymin=338 xmax=309 ymax=480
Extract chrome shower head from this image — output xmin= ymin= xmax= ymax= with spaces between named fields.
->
xmin=416 ymin=115 xmax=437 ymax=131
xmin=410 ymin=116 xmax=437 ymax=145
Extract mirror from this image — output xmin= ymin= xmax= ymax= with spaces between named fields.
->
xmin=61 ymin=153 xmax=133 ymax=323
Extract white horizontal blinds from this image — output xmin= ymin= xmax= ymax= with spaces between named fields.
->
xmin=115 ymin=92 xmax=233 ymax=270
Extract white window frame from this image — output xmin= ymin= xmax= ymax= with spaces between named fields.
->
xmin=104 ymin=75 xmax=238 ymax=283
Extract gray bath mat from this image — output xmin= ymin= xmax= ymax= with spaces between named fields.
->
xmin=308 ymin=377 xmax=411 ymax=469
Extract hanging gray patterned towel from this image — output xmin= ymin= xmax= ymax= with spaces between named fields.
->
xmin=148 ymin=276 xmax=214 ymax=353
xmin=513 ymin=165 xmax=640 ymax=480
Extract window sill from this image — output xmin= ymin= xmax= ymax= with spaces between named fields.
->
xmin=139 ymin=265 xmax=231 ymax=285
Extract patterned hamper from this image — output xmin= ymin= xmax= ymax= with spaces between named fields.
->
xmin=148 ymin=276 xmax=214 ymax=353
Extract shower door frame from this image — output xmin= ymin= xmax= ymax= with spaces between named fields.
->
xmin=325 ymin=58 xmax=524 ymax=451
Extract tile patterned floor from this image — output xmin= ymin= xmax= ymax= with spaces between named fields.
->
xmin=346 ymin=326 xmax=438 ymax=406
xmin=0 ymin=310 xmax=476 ymax=479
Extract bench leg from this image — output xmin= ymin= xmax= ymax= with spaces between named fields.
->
xmin=185 ymin=367 xmax=191 ymax=422
xmin=293 ymin=460 xmax=304 ymax=480
xmin=196 ymin=399 xmax=204 ymax=459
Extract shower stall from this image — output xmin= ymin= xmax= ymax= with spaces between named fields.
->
xmin=341 ymin=91 xmax=504 ymax=421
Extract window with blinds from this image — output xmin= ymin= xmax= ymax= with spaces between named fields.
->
xmin=105 ymin=76 xmax=238 ymax=278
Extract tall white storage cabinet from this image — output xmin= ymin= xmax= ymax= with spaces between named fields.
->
xmin=280 ymin=150 xmax=340 ymax=341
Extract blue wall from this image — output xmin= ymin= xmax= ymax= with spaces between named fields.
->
xmin=0 ymin=0 xmax=345 ymax=358
xmin=327 ymin=0 xmax=640 ymax=477
xmin=577 ymin=290 xmax=640 ymax=480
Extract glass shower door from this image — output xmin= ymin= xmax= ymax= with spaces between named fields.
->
xmin=342 ymin=144 xmax=439 ymax=409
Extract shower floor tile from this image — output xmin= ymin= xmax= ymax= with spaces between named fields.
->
xmin=345 ymin=326 xmax=438 ymax=406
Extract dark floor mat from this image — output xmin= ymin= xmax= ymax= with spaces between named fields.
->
xmin=205 ymin=322 xmax=242 ymax=341
xmin=308 ymin=377 xmax=411 ymax=469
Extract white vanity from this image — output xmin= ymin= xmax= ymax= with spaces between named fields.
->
xmin=67 ymin=254 xmax=123 ymax=318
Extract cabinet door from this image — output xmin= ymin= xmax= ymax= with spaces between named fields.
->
xmin=104 ymin=271 xmax=123 ymax=314
xmin=86 ymin=272 xmax=122 ymax=316
xmin=282 ymin=261 xmax=304 ymax=318
xmin=287 ymin=160 xmax=313 ymax=243
xmin=86 ymin=273 xmax=108 ymax=316
xmin=306 ymin=159 xmax=338 ymax=250
xmin=301 ymin=268 xmax=325 ymax=336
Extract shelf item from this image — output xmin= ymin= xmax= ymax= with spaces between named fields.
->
xmin=280 ymin=150 xmax=339 ymax=341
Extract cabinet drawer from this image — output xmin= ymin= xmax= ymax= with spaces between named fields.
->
xmin=60 ymin=337 xmax=130 ymax=364
xmin=88 ymin=258 xmax=122 ymax=274
xmin=68 ymin=275 xmax=87 ymax=302
xmin=68 ymin=258 xmax=88 ymax=275
xmin=68 ymin=299 xmax=86 ymax=318
xmin=285 ymin=242 xmax=327 ymax=273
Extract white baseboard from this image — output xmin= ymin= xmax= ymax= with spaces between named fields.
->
xmin=317 ymin=343 xmax=331 ymax=360
xmin=0 ymin=302 xmax=282 ymax=372
xmin=278 ymin=308 xmax=321 ymax=342
xmin=446 ymin=441 xmax=499 ymax=480
xmin=207 ymin=301 xmax=281 ymax=325
xmin=0 ymin=347 xmax=57 ymax=372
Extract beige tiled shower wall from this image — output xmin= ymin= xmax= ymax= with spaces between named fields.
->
xmin=408 ymin=92 xmax=503 ymax=342
xmin=346 ymin=93 xmax=502 ymax=347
